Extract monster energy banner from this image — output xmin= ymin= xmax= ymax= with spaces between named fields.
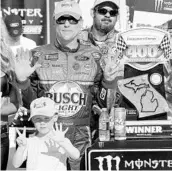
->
xmin=1 ymin=0 xmax=47 ymax=45
xmin=131 ymin=0 xmax=172 ymax=28
xmin=87 ymin=149 xmax=172 ymax=170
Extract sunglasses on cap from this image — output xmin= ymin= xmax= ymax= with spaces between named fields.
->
xmin=96 ymin=8 xmax=118 ymax=17
xmin=56 ymin=16 xmax=79 ymax=25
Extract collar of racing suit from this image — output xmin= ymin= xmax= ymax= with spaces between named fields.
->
xmin=54 ymin=38 xmax=80 ymax=53
xmin=88 ymin=26 xmax=118 ymax=46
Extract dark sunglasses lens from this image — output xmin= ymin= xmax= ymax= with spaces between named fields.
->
xmin=97 ymin=8 xmax=108 ymax=15
xmin=56 ymin=18 xmax=65 ymax=24
xmin=56 ymin=16 xmax=79 ymax=25
xmin=69 ymin=18 xmax=79 ymax=24
xmin=97 ymin=8 xmax=118 ymax=17
xmin=109 ymin=9 xmax=118 ymax=16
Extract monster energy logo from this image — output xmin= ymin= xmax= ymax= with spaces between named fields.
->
xmin=155 ymin=0 xmax=164 ymax=11
xmin=95 ymin=155 xmax=121 ymax=171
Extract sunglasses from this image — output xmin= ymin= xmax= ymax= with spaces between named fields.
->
xmin=32 ymin=116 xmax=53 ymax=123
xmin=96 ymin=8 xmax=118 ymax=17
xmin=56 ymin=16 xmax=79 ymax=25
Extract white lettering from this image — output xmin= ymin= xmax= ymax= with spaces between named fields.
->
xmin=135 ymin=159 xmax=143 ymax=169
xmin=126 ymin=126 xmax=162 ymax=134
xmin=28 ymin=20 xmax=34 ymax=24
xmin=125 ymin=160 xmax=134 ymax=169
xmin=125 ymin=159 xmax=172 ymax=169
xmin=3 ymin=7 xmax=43 ymax=17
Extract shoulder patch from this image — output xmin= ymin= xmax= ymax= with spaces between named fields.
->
xmin=32 ymin=51 xmax=43 ymax=58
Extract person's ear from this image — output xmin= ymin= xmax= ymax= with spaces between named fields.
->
xmin=90 ymin=8 xmax=94 ymax=18
xmin=79 ymin=18 xmax=83 ymax=28
xmin=116 ymin=13 xmax=119 ymax=21
xmin=53 ymin=16 xmax=56 ymax=26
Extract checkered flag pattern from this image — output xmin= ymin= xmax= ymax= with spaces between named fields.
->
xmin=117 ymin=35 xmax=128 ymax=53
xmin=159 ymin=35 xmax=172 ymax=59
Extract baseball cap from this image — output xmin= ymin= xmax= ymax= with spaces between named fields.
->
xmin=54 ymin=0 xmax=82 ymax=20
xmin=93 ymin=0 xmax=119 ymax=9
xmin=29 ymin=97 xmax=56 ymax=120
xmin=4 ymin=14 xmax=22 ymax=37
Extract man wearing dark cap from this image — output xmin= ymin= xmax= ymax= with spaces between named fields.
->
xmin=80 ymin=0 xmax=120 ymax=50
xmin=4 ymin=14 xmax=36 ymax=56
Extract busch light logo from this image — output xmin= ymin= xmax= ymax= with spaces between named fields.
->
xmin=155 ymin=0 xmax=164 ymax=11
xmin=46 ymin=81 xmax=87 ymax=117
xmin=95 ymin=155 xmax=121 ymax=171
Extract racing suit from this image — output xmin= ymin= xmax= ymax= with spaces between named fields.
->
xmin=20 ymin=39 xmax=105 ymax=170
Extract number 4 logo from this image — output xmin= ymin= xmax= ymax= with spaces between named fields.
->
xmin=95 ymin=155 xmax=121 ymax=171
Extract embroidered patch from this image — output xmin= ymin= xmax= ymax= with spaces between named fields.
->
xmin=45 ymin=54 xmax=59 ymax=61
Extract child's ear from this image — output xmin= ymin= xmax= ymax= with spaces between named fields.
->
xmin=53 ymin=114 xmax=58 ymax=122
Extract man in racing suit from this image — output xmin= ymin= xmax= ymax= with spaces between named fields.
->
xmin=13 ymin=0 xmax=117 ymax=170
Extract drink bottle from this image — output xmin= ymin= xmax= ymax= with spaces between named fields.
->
xmin=114 ymin=107 xmax=126 ymax=140
xmin=99 ymin=108 xmax=110 ymax=141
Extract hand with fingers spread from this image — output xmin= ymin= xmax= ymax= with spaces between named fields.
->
xmin=101 ymin=49 xmax=124 ymax=81
xmin=16 ymin=126 xmax=27 ymax=147
xmin=13 ymin=47 xmax=41 ymax=82
xmin=51 ymin=123 xmax=68 ymax=144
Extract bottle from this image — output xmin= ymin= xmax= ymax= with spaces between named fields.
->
xmin=109 ymin=107 xmax=115 ymax=138
xmin=99 ymin=108 xmax=110 ymax=141
xmin=114 ymin=108 xmax=126 ymax=140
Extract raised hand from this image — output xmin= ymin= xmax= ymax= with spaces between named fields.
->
xmin=51 ymin=123 xmax=68 ymax=144
xmin=101 ymin=49 xmax=124 ymax=81
xmin=13 ymin=47 xmax=41 ymax=81
xmin=16 ymin=126 xmax=27 ymax=147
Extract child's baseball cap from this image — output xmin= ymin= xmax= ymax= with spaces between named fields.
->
xmin=29 ymin=97 xmax=56 ymax=120
xmin=54 ymin=0 xmax=82 ymax=20
xmin=4 ymin=14 xmax=23 ymax=37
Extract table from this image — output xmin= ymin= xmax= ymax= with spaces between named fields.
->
xmin=86 ymin=139 xmax=172 ymax=171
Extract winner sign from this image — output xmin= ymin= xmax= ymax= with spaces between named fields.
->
xmin=116 ymin=28 xmax=172 ymax=119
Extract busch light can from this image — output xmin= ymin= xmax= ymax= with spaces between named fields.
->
xmin=114 ymin=107 xmax=126 ymax=140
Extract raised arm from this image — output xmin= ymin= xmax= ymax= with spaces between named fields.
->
xmin=12 ymin=127 xmax=28 ymax=168
xmin=13 ymin=48 xmax=41 ymax=109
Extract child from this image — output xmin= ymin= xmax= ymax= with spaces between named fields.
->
xmin=12 ymin=97 xmax=80 ymax=171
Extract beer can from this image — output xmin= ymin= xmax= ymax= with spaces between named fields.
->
xmin=114 ymin=107 xmax=126 ymax=140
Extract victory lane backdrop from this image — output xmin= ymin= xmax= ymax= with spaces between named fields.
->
xmin=1 ymin=0 xmax=47 ymax=46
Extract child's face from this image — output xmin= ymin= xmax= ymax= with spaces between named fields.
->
xmin=31 ymin=115 xmax=57 ymax=135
